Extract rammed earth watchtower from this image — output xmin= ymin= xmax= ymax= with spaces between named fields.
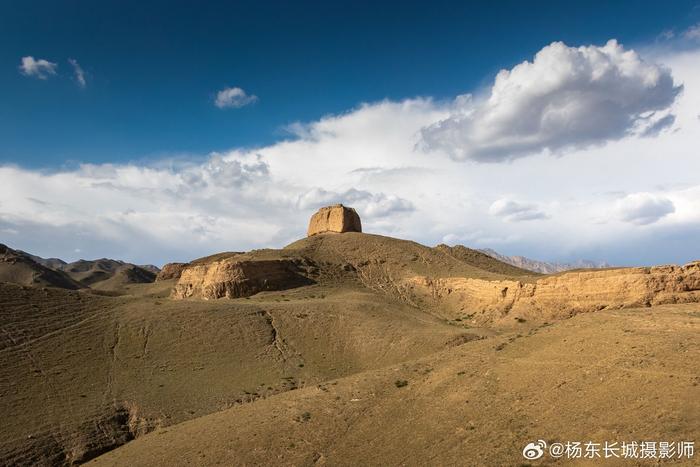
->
xmin=307 ymin=204 xmax=362 ymax=236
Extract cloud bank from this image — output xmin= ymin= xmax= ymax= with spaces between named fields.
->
xmin=2 ymin=42 xmax=699 ymax=266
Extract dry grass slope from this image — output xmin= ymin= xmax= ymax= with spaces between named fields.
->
xmin=91 ymin=304 xmax=700 ymax=467
xmin=1 ymin=232 xmax=698 ymax=466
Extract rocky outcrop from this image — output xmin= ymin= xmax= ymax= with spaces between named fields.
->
xmin=138 ymin=264 xmax=161 ymax=275
xmin=307 ymin=204 xmax=362 ymax=237
xmin=156 ymin=262 xmax=189 ymax=281
xmin=408 ymin=261 xmax=700 ymax=324
xmin=172 ymin=258 xmax=315 ymax=300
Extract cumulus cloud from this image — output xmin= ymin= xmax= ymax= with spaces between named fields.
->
xmin=0 ymin=149 xmax=414 ymax=263
xmin=215 ymin=87 xmax=258 ymax=108
xmin=489 ymin=199 xmax=549 ymax=222
xmin=615 ymin=193 xmax=675 ymax=225
xmin=177 ymin=153 xmax=270 ymax=190
xmin=297 ymin=188 xmax=414 ymax=217
xmin=420 ymin=40 xmax=682 ymax=162
xmin=68 ymin=58 xmax=86 ymax=88
xmin=19 ymin=56 xmax=57 ymax=79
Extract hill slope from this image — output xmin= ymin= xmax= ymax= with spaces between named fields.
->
xmin=0 ymin=276 xmax=476 ymax=465
xmin=60 ymin=259 xmax=157 ymax=290
xmin=0 ymin=244 xmax=82 ymax=290
xmin=479 ymin=247 xmax=611 ymax=273
xmin=1 ymin=233 xmax=698 ymax=466
xmin=283 ymin=233 xmax=538 ymax=296
xmin=91 ymin=303 xmax=700 ymax=466
xmin=435 ymin=244 xmax=535 ymax=276
xmin=0 ymin=244 xmax=159 ymax=292
xmin=17 ymin=251 xmax=68 ymax=270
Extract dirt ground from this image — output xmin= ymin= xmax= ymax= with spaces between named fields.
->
xmin=1 ymin=233 xmax=698 ymax=465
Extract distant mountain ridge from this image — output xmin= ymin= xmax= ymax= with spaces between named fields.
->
xmin=478 ymin=248 xmax=611 ymax=274
xmin=434 ymin=244 xmax=534 ymax=276
xmin=18 ymin=250 xmax=68 ymax=270
xmin=0 ymin=244 xmax=82 ymax=289
xmin=1 ymin=245 xmax=160 ymax=291
xmin=60 ymin=258 xmax=158 ymax=289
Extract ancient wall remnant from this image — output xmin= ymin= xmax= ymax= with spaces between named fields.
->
xmin=307 ymin=204 xmax=362 ymax=236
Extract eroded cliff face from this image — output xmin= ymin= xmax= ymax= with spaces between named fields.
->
xmin=172 ymin=258 xmax=315 ymax=300
xmin=408 ymin=261 xmax=700 ymax=324
xmin=307 ymin=204 xmax=362 ymax=236
xmin=156 ymin=262 xmax=189 ymax=281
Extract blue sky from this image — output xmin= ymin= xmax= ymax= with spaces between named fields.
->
xmin=2 ymin=0 xmax=699 ymax=167
xmin=1 ymin=1 xmax=700 ymax=266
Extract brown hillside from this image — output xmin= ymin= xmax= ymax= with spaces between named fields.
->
xmin=0 ymin=275 xmax=475 ymax=465
xmin=171 ymin=233 xmax=539 ymax=302
xmin=0 ymin=244 xmax=82 ymax=290
xmin=61 ymin=259 xmax=156 ymax=290
xmin=2 ymin=230 xmax=699 ymax=466
xmin=91 ymin=303 xmax=700 ymax=467
xmin=435 ymin=243 xmax=535 ymax=276
xmin=285 ymin=232 xmax=537 ymax=281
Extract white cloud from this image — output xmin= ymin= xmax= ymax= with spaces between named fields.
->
xmin=214 ymin=87 xmax=258 ymax=108
xmin=68 ymin=58 xmax=86 ymax=88
xmin=2 ymin=43 xmax=700 ymax=267
xmin=420 ymin=40 xmax=682 ymax=162
xmin=19 ymin=56 xmax=57 ymax=80
xmin=615 ymin=192 xmax=675 ymax=225
xmin=684 ymin=23 xmax=700 ymax=40
xmin=658 ymin=29 xmax=676 ymax=41
xmin=489 ymin=199 xmax=549 ymax=222
xmin=297 ymin=188 xmax=414 ymax=218
xmin=0 ymin=149 xmax=412 ymax=263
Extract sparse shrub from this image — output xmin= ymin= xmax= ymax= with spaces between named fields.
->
xmin=394 ymin=379 xmax=408 ymax=388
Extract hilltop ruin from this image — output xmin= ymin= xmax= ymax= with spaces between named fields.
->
xmin=307 ymin=204 xmax=362 ymax=236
